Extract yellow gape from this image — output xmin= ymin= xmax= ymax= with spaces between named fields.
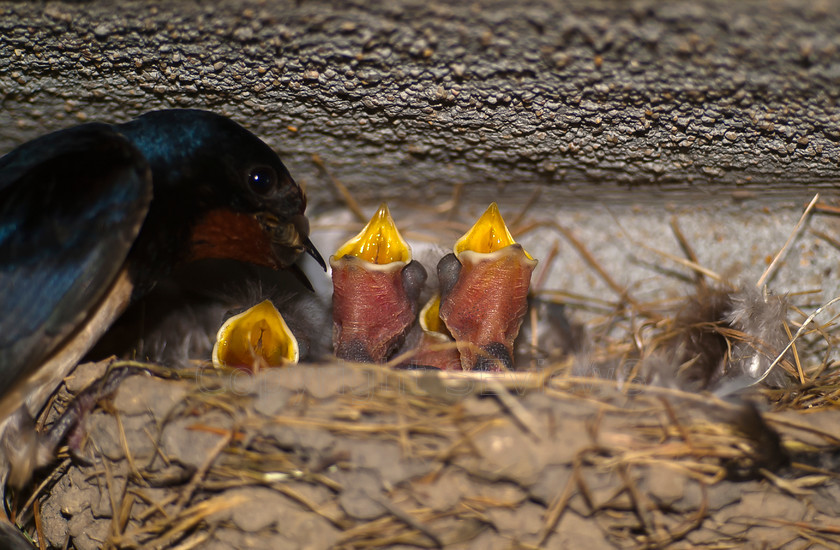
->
xmin=419 ymin=294 xmax=445 ymax=334
xmin=212 ymin=300 xmax=299 ymax=370
xmin=454 ymin=202 xmax=533 ymax=259
xmin=333 ymin=203 xmax=411 ymax=264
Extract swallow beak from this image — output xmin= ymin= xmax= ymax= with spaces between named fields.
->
xmin=253 ymin=212 xmax=326 ymax=291
xmin=212 ymin=299 xmax=299 ymax=372
xmin=409 ymin=294 xmax=461 ymax=370
xmin=330 ymin=203 xmax=426 ymax=362
xmin=438 ymin=202 xmax=537 ymax=371
xmin=256 ymin=212 xmax=326 ymax=271
xmin=303 ymin=235 xmax=327 ymax=271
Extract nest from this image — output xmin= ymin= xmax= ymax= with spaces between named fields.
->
xmin=8 ymin=190 xmax=840 ymax=549
xmin=10 ymin=360 xmax=840 ymax=550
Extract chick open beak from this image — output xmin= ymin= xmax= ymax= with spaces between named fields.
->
xmin=332 ymin=203 xmax=412 ymax=264
xmin=419 ymin=293 xmax=448 ymax=336
xmin=408 ymin=294 xmax=461 ymax=370
xmin=330 ymin=203 xmax=426 ymax=363
xmin=453 ymin=202 xmax=535 ymax=260
xmin=438 ymin=202 xmax=537 ymax=371
xmin=212 ymin=300 xmax=299 ymax=372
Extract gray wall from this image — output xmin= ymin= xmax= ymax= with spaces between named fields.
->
xmin=2 ymin=0 xmax=839 ymax=208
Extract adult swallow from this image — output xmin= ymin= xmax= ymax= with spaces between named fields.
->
xmin=330 ymin=203 xmax=427 ymax=363
xmin=0 ymin=109 xmax=325 ymax=425
xmin=437 ymin=203 xmax=537 ymax=371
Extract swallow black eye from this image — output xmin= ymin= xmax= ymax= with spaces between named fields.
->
xmin=247 ymin=166 xmax=277 ymax=195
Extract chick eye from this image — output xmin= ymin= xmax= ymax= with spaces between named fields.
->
xmin=248 ymin=166 xmax=277 ymax=195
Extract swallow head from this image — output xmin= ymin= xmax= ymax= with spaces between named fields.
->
xmin=438 ymin=202 xmax=537 ymax=371
xmin=212 ymin=299 xmax=299 ymax=372
xmin=330 ymin=203 xmax=427 ymax=363
xmin=118 ymin=109 xmax=325 ymax=278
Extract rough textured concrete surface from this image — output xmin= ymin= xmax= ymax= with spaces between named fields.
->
xmin=1 ymin=0 xmax=840 ymax=208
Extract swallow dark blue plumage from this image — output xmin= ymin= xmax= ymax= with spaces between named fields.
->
xmin=0 ymin=109 xmax=326 ymax=419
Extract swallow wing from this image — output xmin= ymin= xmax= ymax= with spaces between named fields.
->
xmin=0 ymin=124 xmax=152 ymax=395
